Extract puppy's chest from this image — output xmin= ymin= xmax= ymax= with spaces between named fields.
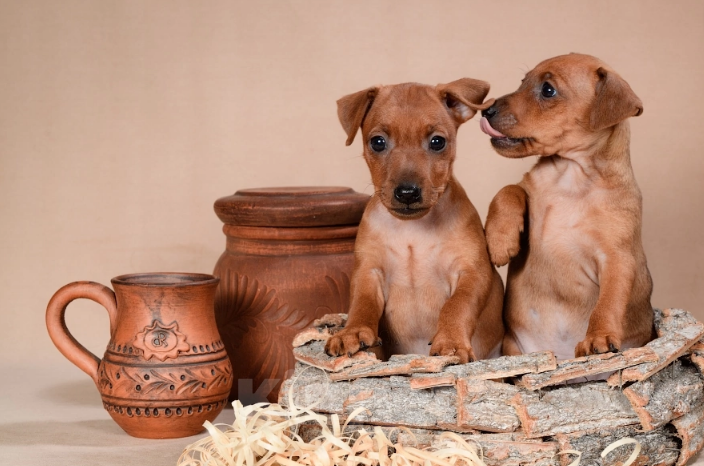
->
xmin=379 ymin=226 xmax=457 ymax=293
xmin=374 ymin=221 xmax=459 ymax=352
xmin=527 ymin=189 xmax=606 ymax=284
xmin=531 ymin=196 xmax=596 ymax=247
xmin=526 ymin=164 xmax=607 ymax=253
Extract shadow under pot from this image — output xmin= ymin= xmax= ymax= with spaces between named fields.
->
xmin=213 ymin=186 xmax=369 ymax=403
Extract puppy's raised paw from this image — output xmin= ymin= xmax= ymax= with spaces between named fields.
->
xmin=574 ymin=333 xmax=621 ymax=358
xmin=429 ymin=334 xmax=476 ymax=364
xmin=324 ymin=325 xmax=379 ymax=358
xmin=485 ymin=217 xmax=522 ymax=267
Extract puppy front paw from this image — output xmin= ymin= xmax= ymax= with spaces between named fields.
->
xmin=575 ymin=333 xmax=621 ymax=357
xmin=485 ymin=218 xmax=522 ymax=267
xmin=324 ymin=325 xmax=380 ymax=357
xmin=429 ymin=334 xmax=476 ymax=364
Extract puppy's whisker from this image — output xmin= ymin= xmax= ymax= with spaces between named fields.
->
xmin=431 ymin=186 xmax=447 ymax=196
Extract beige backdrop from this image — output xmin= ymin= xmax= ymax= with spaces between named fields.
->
xmin=1 ymin=0 xmax=703 ymax=365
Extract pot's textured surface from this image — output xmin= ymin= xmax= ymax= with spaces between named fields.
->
xmin=46 ymin=273 xmax=232 ymax=439
xmin=213 ymin=187 xmax=369 ymax=402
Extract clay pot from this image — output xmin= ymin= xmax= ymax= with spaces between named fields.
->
xmin=46 ymin=273 xmax=232 ymax=439
xmin=213 ymin=187 xmax=369 ymax=402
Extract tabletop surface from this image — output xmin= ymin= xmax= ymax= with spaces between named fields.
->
xmin=1 ymin=362 xmax=233 ymax=466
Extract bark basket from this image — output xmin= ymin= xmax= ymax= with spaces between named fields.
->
xmin=281 ymin=309 xmax=704 ymax=466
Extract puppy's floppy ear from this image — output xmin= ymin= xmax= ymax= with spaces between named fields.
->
xmin=590 ymin=67 xmax=643 ymax=131
xmin=437 ymin=78 xmax=494 ymax=124
xmin=337 ymin=87 xmax=378 ymax=146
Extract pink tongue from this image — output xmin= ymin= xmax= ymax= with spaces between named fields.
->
xmin=480 ymin=117 xmax=507 ymax=138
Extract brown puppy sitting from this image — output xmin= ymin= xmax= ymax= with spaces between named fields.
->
xmin=481 ymin=53 xmax=653 ymax=360
xmin=325 ymin=80 xmax=504 ymax=363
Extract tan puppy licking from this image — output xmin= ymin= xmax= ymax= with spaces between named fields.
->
xmin=325 ymin=80 xmax=504 ymax=363
xmin=481 ymin=53 xmax=654 ymax=360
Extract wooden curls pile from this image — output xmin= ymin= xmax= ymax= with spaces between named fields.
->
xmin=178 ymin=398 xmax=487 ymax=466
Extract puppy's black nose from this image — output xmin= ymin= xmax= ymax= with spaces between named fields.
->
xmin=482 ymin=105 xmax=498 ymax=119
xmin=394 ymin=184 xmax=422 ymax=205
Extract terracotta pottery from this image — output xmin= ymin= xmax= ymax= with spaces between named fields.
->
xmin=45 ymin=273 xmax=232 ymax=439
xmin=213 ymin=186 xmax=369 ymax=402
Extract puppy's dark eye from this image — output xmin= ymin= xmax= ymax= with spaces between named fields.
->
xmin=370 ymin=136 xmax=386 ymax=152
xmin=429 ymin=135 xmax=446 ymax=152
xmin=541 ymin=82 xmax=557 ymax=98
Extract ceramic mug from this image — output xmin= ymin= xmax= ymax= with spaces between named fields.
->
xmin=46 ymin=272 xmax=232 ymax=439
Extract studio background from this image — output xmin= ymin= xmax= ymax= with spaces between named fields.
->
xmin=1 ymin=0 xmax=703 ymax=369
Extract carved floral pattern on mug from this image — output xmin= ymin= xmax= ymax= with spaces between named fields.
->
xmin=133 ymin=319 xmax=190 ymax=361
xmin=98 ymin=358 xmax=232 ymax=396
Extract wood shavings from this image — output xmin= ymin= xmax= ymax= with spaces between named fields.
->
xmin=178 ymin=368 xmax=487 ymax=466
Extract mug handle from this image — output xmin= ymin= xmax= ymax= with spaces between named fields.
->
xmin=46 ymin=281 xmax=118 ymax=385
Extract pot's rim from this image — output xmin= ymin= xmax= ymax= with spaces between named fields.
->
xmin=214 ymin=186 xmax=370 ymax=228
xmin=111 ymin=272 xmax=219 ymax=287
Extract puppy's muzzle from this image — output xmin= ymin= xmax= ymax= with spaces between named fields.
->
xmin=481 ymin=105 xmax=498 ymax=119
xmin=480 ymin=104 xmax=507 ymax=138
xmin=394 ymin=184 xmax=422 ymax=205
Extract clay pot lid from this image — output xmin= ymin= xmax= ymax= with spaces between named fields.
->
xmin=214 ymin=186 xmax=370 ymax=227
